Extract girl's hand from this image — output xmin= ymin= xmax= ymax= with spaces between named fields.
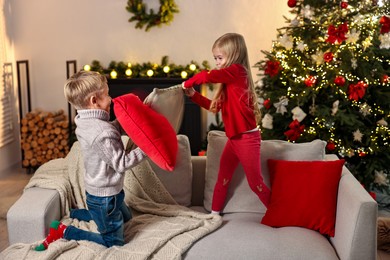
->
xmin=183 ymin=87 xmax=195 ymax=97
xmin=210 ymin=99 xmax=221 ymax=113
xmin=181 ymin=82 xmax=186 ymax=89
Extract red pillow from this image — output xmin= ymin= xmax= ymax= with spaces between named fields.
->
xmin=261 ymin=159 xmax=345 ymax=237
xmin=113 ymin=93 xmax=177 ymax=171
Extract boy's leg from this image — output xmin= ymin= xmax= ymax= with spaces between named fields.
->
xmin=86 ymin=191 xmax=126 ymax=247
xmin=120 ymin=201 xmax=132 ymax=223
xmin=35 ymin=220 xmax=67 ymax=251
xmin=211 ymin=139 xmax=239 ymax=212
xmin=70 ymin=208 xmax=93 ymax=222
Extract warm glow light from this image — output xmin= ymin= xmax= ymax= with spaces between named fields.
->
xmin=110 ymin=70 xmax=117 ymax=79
xmin=147 ymin=69 xmax=154 ymax=77
xmin=125 ymin=68 xmax=132 ymax=77
xmin=83 ymin=65 xmax=91 ymax=71
xmin=163 ymin=66 xmax=170 ymax=73
xmin=181 ymin=71 xmax=188 ymax=79
xmin=189 ymin=64 xmax=197 ymax=71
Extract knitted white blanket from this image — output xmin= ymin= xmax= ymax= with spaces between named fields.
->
xmin=1 ymin=141 xmax=222 ymax=260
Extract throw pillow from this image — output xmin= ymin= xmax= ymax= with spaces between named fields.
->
xmin=143 ymin=84 xmax=184 ymax=133
xmin=203 ymin=130 xmax=327 ymax=214
xmin=150 ymin=135 xmax=193 ymax=207
xmin=113 ymin=93 xmax=177 ymax=171
xmin=261 ymin=159 xmax=345 ymax=237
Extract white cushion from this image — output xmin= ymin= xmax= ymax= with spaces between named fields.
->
xmin=203 ymin=130 xmax=326 ymax=213
xmin=150 ymin=135 xmax=193 ymax=207
xmin=144 ymin=84 xmax=184 ymax=133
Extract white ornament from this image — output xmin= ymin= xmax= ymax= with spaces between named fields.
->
xmin=279 ymin=34 xmax=294 ymax=50
xmin=379 ymin=33 xmax=390 ymax=49
xmin=353 ymin=129 xmax=363 ymax=142
xmin=262 ymin=113 xmax=273 ymax=129
xmin=359 ymin=103 xmax=371 ymax=116
xmin=274 ymin=96 xmax=289 ymax=115
xmin=374 ymin=170 xmax=389 ymax=186
xmin=346 ymin=29 xmax=360 ymax=44
xmin=291 ymin=18 xmax=300 ymax=27
xmin=311 ymin=51 xmax=324 ymax=65
xmin=301 ymin=5 xmax=314 ymax=20
xmin=331 ymin=100 xmax=339 ymax=116
xmin=377 ymin=118 xmax=388 ymax=126
xmin=296 ymin=41 xmax=306 ymax=51
xmin=351 ymin=58 xmax=358 ymax=69
xmin=291 ymin=106 xmax=307 ymax=122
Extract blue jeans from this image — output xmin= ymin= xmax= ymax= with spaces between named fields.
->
xmin=64 ymin=190 xmax=132 ymax=247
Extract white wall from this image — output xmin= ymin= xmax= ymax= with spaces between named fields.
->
xmin=1 ymin=0 xmax=289 ymax=172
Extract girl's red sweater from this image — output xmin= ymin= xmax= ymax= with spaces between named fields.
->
xmin=183 ymin=64 xmax=257 ymax=138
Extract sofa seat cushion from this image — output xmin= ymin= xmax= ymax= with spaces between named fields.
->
xmin=184 ymin=212 xmax=338 ymax=260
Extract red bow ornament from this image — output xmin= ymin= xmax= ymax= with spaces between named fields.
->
xmin=380 ymin=15 xmax=390 ymax=34
xmin=326 ymin=22 xmax=348 ymax=44
xmin=348 ymin=81 xmax=368 ymax=101
xmin=265 ymin=60 xmax=281 ymax=77
xmin=284 ymin=120 xmax=305 ymax=141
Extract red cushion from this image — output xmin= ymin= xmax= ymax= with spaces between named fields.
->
xmin=113 ymin=93 xmax=177 ymax=171
xmin=261 ymin=159 xmax=345 ymax=237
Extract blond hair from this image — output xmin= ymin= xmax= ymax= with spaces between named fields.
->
xmin=64 ymin=70 xmax=107 ymax=109
xmin=212 ymin=33 xmax=261 ymax=123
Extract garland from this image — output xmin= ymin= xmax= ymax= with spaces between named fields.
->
xmin=85 ymin=56 xmax=210 ymax=79
xmin=126 ymin=0 xmax=179 ymax=31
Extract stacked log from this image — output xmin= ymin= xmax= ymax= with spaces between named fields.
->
xmin=20 ymin=109 xmax=70 ymax=168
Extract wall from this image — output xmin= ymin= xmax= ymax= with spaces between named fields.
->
xmin=1 ymin=0 xmax=290 ymax=172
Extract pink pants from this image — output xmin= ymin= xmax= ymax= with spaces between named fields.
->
xmin=211 ymin=131 xmax=271 ymax=212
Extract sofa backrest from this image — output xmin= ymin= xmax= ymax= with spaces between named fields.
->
xmin=203 ymin=130 xmax=327 ymax=214
xmin=149 ymin=134 xmax=193 ymax=207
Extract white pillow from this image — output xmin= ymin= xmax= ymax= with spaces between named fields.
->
xmin=204 ymin=130 xmax=326 ymax=214
xmin=143 ymin=84 xmax=184 ymax=133
xmin=150 ymin=135 xmax=193 ymax=207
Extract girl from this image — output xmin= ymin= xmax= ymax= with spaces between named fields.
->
xmin=182 ymin=33 xmax=270 ymax=215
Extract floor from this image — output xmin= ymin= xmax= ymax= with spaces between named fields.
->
xmin=1 ymin=165 xmax=390 ymax=259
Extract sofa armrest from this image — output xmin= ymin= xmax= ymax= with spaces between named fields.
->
xmin=191 ymin=156 xmax=206 ymax=206
xmin=7 ymin=187 xmax=61 ymax=244
xmin=330 ymin=165 xmax=377 ymax=260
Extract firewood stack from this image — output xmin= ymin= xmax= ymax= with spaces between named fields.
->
xmin=20 ymin=109 xmax=70 ymax=168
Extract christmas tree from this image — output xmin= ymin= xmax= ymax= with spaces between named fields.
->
xmin=255 ymin=0 xmax=390 ymax=190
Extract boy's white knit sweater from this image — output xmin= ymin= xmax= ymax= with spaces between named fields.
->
xmin=75 ymin=109 xmax=146 ymax=197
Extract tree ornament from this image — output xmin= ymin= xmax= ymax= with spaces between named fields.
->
xmin=353 ymin=129 xmax=364 ymax=142
xmin=264 ymin=60 xmax=281 ymax=77
xmin=374 ymin=170 xmax=389 ymax=186
xmin=274 ymin=96 xmax=289 ymax=114
xmin=348 ymin=81 xmax=368 ymax=101
xmin=284 ymin=120 xmax=305 ymax=141
xmin=334 ymin=75 xmax=346 ymax=86
xmin=263 ymin=99 xmax=272 ymax=109
xmin=379 ymin=33 xmax=390 ymax=49
xmin=287 ymin=0 xmax=297 ymax=8
xmin=126 ymin=0 xmax=179 ymax=31
xmin=304 ymin=75 xmax=317 ymax=87
xmin=331 ymin=100 xmax=340 ymax=116
xmin=323 ymin=52 xmax=334 ymax=62
xmin=326 ymin=141 xmax=336 ymax=151
xmin=340 ymin=2 xmax=348 ymax=9
xmin=326 ymin=22 xmax=349 ymax=44
xmin=262 ymin=114 xmax=273 ymax=130
xmin=382 ymin=75 xmax=389 ymax=83
xmin=292 ymin=106 xmax=307 ymax=122
xmin=379 ymin=15 xmax=390 ymax=34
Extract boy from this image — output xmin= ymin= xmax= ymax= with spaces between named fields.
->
xmin=36 ymin=70 xmax=147 ymax=250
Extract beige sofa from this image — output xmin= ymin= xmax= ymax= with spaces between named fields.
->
xmin=7 ymin=131 xmax=377 ymax=260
